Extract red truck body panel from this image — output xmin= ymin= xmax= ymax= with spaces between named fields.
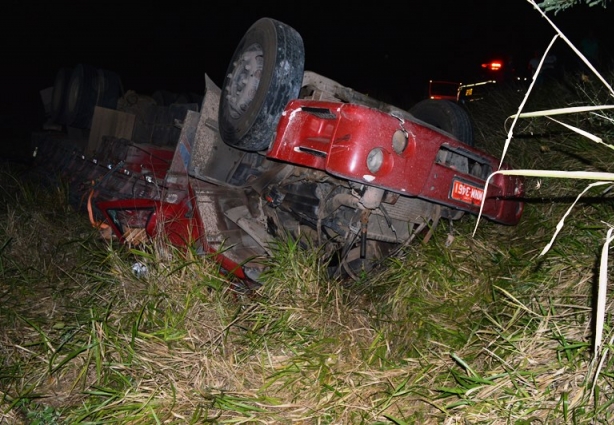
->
xmin=268 ymin=100 xmax=523 ymax=225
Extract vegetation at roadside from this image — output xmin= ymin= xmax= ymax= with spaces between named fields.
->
xmin=2 ymin=13 xmax=614 ymax=425
xmin=538 ymin=0 xmax=611 ymax=14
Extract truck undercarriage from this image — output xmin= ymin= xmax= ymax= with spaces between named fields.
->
xmin=33 ymin=18 xmax=525 ymax=284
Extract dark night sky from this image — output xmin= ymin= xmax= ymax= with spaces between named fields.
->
xmin=2 ymin=0 xmax=613 ymax=148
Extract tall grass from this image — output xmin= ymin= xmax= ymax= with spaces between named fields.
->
xmin=472 ymin=4 xmax=614 ymax=402
xmin=2 ymin=9 xmax=614 ymax=424
xmin=3 ymin=84 xmax=614 ymax=421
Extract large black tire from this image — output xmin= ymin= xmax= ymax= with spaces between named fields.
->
xmin=50 ymin=67 xmax=72 ymax=125
xmin=66 ymin=64 xmax=123 ymax=129
xmin=219 ymin=18 xmax=305 ymax=151
xmin=409 ymin=99 xmax=474 ymax=146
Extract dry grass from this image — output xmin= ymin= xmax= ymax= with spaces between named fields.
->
xmin=2 ymin=51 xmax=614 ymax=425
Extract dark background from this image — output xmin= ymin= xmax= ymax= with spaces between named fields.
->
xmin=2 ymin=0 xmax=612 ymax=158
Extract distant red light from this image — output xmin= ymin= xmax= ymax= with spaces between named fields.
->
xmin=482 ymin=60 xmax=503 ymax=71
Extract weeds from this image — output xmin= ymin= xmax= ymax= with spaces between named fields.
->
xmin=2 ymin=142 xmax=612 ymax=423
xmin=3 ymin=20 xmax=614 ymax=425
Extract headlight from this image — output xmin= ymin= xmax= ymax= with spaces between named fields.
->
xmin=366 ymin=148 xmax=384 ymax=173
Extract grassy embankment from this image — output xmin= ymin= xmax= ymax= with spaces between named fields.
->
xmin=1 ymin=70 xmax=614 ymax=423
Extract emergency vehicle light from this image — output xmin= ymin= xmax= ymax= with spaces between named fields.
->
xmin=481 ymin=60 xmax=503 ymax=71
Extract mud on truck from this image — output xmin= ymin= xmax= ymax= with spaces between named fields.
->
xmin=35 ymin=18 xmax=525 ymax=283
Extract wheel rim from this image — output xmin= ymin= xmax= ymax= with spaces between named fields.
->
xmin=225 ymin=42 xmax=264 ymax=120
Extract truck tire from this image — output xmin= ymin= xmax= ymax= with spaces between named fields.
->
xmin=219 ymin=18 xmax=305 ymax=151
xmin=409 ymin=99 xmax=474 ymax=146
xmin=66 ymin=64 xmax=123 ymax=129
xmin=50 ymin=67 xmax=72 ymax=125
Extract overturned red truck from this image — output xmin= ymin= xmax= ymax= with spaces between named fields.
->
xmin=36 ymin=18 xmax=524 ymax=282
